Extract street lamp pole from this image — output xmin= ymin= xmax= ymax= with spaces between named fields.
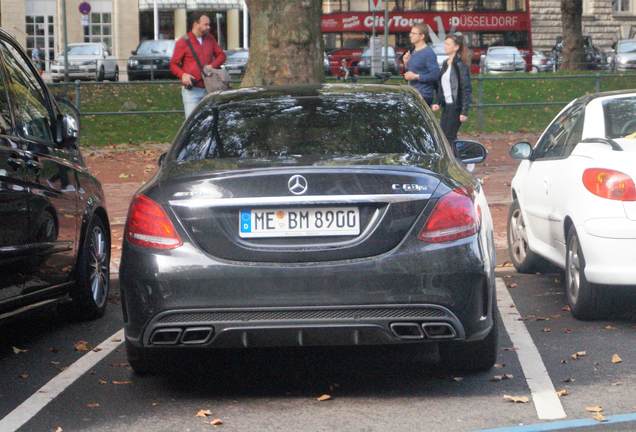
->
xmin=153 ymin=0 xmax=159 ymax=40
xmin=62 ymin=0 xmax=69 ymax=82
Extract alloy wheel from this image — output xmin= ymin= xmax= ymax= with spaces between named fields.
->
xmin=509 ymin=208 xmax=529 ymax=264
xmin=88 ymin=225 xmax=109 ymax=308
xmin=567 ymin=234 xmax=581 ymax=305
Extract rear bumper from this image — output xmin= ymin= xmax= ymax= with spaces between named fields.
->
xmin=120 ymin=235 xmax=495 ymax=350
xmin=580 ymin=218 xmax=636 ymax=285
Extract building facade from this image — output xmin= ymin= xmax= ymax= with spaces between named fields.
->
xmin=531 ymin=0 xmax=636 ymax=51
xmin=0 ymin=0 xmax=247 ymax=72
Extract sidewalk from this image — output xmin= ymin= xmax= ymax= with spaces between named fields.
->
xmin=87 ymin=132 xmax=537 ymax=270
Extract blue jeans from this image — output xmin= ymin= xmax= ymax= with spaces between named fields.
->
xmin=182 ymin=86 xmax=206 ymax=118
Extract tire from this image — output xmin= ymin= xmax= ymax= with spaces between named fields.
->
xmin=126 ymin=341 xmax=158 ymax=375
xmin=507 ymin=199 xmax=545 ymax=273
xmin=439 ymin=315 xmax=498 ymax=372
xmin=565 ymin=225 xmax=607 ymax=320
xmin=96 ymin=66 xmax=105 ymax=82
xmin=68 ymin=216 xmax=110 ymax=320
xmin=112 ymin=67 xmax=119 ymax=82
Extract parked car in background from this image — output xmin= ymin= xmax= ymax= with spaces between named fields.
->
xmin=0 ymin=28 xmax=111 ymax=323
xmin=120 ymin=84 xmax=497 ymax=375
xmin=481 ymin=46 xmax=526 ymax=73
xmin=611 ymin=39 xmax=636 ymax=72
xmin=508 ymin=90 xmax=636 ymax=320
xmin=531 ymin=50 xmax=554 ymax=72
xmin=551 ymin=36 xmax=606 ymax=70
xmin=222 ymin=49 xmax=249 ymax=78
xmin=357 ymin=46 xmax=399 ymax=75
xmin=50 ymin=42 xmax=118 ymax=82
xmin=432 ymin=43 xmax=448 ymax=69
xmin=127 ymin=39 xmax=176 ymax=81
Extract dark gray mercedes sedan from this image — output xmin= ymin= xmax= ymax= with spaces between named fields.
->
xmin=120 ymin=84 xmax=497 ymax=374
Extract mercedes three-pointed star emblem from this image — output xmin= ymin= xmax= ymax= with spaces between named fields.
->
xmin=287 ymin=175 xmax=308 ymax=195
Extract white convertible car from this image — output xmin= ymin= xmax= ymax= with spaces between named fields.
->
xmin=508 ymin=90 xmax=636 ymax=320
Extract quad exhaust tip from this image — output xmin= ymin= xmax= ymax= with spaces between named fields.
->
xmin=390 ymin=322 xmax=425 ymax=339
xmin=150 ymin=327 xmax=214 ymax=345
xmin=422 ymin=323 xmax=457 ymax=339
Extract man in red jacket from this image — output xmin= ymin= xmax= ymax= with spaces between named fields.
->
xmin=170 ymin=12 xmax=226 ymax=118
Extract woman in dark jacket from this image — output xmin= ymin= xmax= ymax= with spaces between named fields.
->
xmin=431 ymin=33 xmax=472 ymax=143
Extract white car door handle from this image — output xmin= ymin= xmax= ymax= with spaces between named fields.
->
xmin=543 ymin=178 xmax=550 ymax=195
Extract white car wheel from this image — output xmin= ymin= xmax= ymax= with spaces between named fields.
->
xmin=507 ymin=200 xmax=544 ymax=273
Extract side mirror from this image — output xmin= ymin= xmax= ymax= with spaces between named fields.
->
xmin=454 ymin=140 xmax=487 ymax=164
xmin=158 ymin=152 xmax=167 ymax=166
xmin=509 ymin=141 xmax=533 ymax=160
xmin=56 ymin=113 xmax=79 ymax=148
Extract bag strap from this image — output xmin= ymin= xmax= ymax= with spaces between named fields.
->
xmin=184 ymin=35 xmax=205 ymax=73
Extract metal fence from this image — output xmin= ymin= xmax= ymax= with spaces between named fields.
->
xmin=47 ymin=70 xmax=636 ymax=143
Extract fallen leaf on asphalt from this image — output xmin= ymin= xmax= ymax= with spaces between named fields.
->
xmin=611 ymin=354 xmax=622 ymax=364
xmin=50 ymin=361 xmax=61 ymax=366
xmin=86 ymin=403 xmax=100 ymax=409
xmin=494 ymin=363 xmax=506 ymax=369
xmin=604 ymin=325 xmax=617 ymax=331
xmin=611 ymin=381 xmax=623 ymax=386
xmin=561 ymin=305 xmax=571 ymax=312
xmin=74 ymin=340 xmax=92 ymax=352
xmin=560 ymin=360 xmax=568 ymax=364
xmin=503 ymin=395 xmax=529 ymax=404
xmin=210 ymin=418 xmax=223 ymax=426
xmin=571 ymin=351 xmax=586 ymax=360
xmin=586 ymin=406 xmax=604 ymax=413
xmin=503 ymin=347 xmax=518 ymax=352
xmin=563 ymin=377 xmax=575 ymax=383
xmin=593 ymin=413 xmax=608 ymax=422
xmin=196 ymin=409 xmax=212 ymax=417
xmin=452 ymin=376 xmax=464 ymax=382
xmin=92 ymin=347 xmax=102 ymax=353
xmin=98 ymin=379 xmax=108 ymax=385
xmin=19 ymin=373 xmax=29 ymax=379
xmin=556 ymin=389 xmax=569 ymax=397
xmin=54 ymin=427 xmax=63 ymax=432
xmin=563 ymin=328 xmax=573 ymax=334
xmin=317 ymin=394 xmax=332 ymax=401
xmin=110 ymin=362 xmax=129 ymax=368
xmin=12 ymin=346 xmax=28 ymax=354
xmin=49 ymin=347 xmax=59 ymax=353
xmin=111 ymin=338 xmax=122 ymax=342
xmin=112 ymin=380 xmax=132 ymax=385
xmin=508 ymin=283 xmax=518 ymax=289
xmin=491 ymin=374 xmax=514 ymax=382
xmin=542 ymin=327 xmax=552 ymax=333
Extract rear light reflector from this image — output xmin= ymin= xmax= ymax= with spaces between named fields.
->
xmin=418 ymin=188 xmax=480 ymax=243
xmin=582 ymin=168 xmax=636 ymax=201
xmin=125 ymin=194 xmax=182 ymax=249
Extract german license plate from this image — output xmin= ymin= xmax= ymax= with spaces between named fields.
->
xmin=239 ymin=207 xmax=360 ymax=238
xmin=228 ymin=69 xmax=241 ymax=74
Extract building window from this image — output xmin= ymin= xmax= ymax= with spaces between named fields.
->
xmin=84 ymin=12 xmax=112 ymax=49
xmin=613 ymin=0 xmax=631 ymax=13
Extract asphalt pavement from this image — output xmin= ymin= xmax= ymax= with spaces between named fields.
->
xmin=1 ymin=269 xmax=635 ymax=432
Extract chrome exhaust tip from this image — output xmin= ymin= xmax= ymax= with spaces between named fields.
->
xmin=390 ymin=322 xmax=425 ymax=340
xmin=150 ymin=328 xmax=182 ymax=345
xmin=181 ymin=327 xmax=214 ymax=345
xmin=422 ymin=323 xmax=457 ymax=339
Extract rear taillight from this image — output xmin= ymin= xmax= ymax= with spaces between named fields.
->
xmin=582 ymin=168 xmax=636 ymax=201
xmin=418 ymin=188 xmax=480 ymax=243
xmin=125 ymin=194 xmax=182 ymax=249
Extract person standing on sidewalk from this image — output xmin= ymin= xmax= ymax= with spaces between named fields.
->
xmin=170 ymin=12 xmax=226 ymax=118
xmin=402 ymin=24 xmax=439 ymax=106
xmin=431 ymin=33 xmax=472 ymax=144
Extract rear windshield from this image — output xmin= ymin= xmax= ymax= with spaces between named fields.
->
xmin=603 ymin=96 xmax=636 ymax=139
xmin=137 ymin=40 xmax=175 ymax=56
xmin=176 ymin=94 xmax=439 ymax=161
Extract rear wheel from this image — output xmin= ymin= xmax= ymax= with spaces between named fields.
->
xmin=112 ymin=66 xmax=119 ymax=82
xmin=68 ymin=216 xmax=110 ymax=320
xmin=565 ymin=225 xmax=607 ymax=320
xmin=507 ymin=199 xmax=545 ymax=273
xmin=96 ymin=66 xmax=104 ymax=81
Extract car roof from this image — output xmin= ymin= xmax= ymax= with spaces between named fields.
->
xmin=202 ymin=84 xmax=420 ymax=106
xmin=575 ymin=89 xmax=636 ymax=106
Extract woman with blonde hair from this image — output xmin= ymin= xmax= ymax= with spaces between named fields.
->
xmin=432 ymin=33 xmax=472 ymax=143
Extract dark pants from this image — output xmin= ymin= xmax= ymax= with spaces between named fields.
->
xmin=440 ymin=103 xmax=462 ymax=143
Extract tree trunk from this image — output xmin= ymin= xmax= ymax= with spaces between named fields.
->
xmin=241 ymin=0 xmax=323 ymax=87
xmin=561 ymin=0 xmax=584 ymax=70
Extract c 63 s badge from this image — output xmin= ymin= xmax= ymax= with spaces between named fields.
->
xmin=392 ymin=183 xmax=429 ymax=192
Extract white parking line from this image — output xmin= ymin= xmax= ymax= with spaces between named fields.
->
xmin=496 ymin=278 xmax=567 ymax=421
xmin=0 ymin=328 xmax=125 ymax=432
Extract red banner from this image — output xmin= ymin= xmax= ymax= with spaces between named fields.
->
xmin=321 ymin=11 xmax=530 ymax=33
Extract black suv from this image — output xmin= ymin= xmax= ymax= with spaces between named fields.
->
xmin=0 ymin=29 xmax=111 ymax=322
xmin=551 ymin=35 xmax=606 ymax=70
xmin=127 ymin=39 xmax=176 ymax=81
